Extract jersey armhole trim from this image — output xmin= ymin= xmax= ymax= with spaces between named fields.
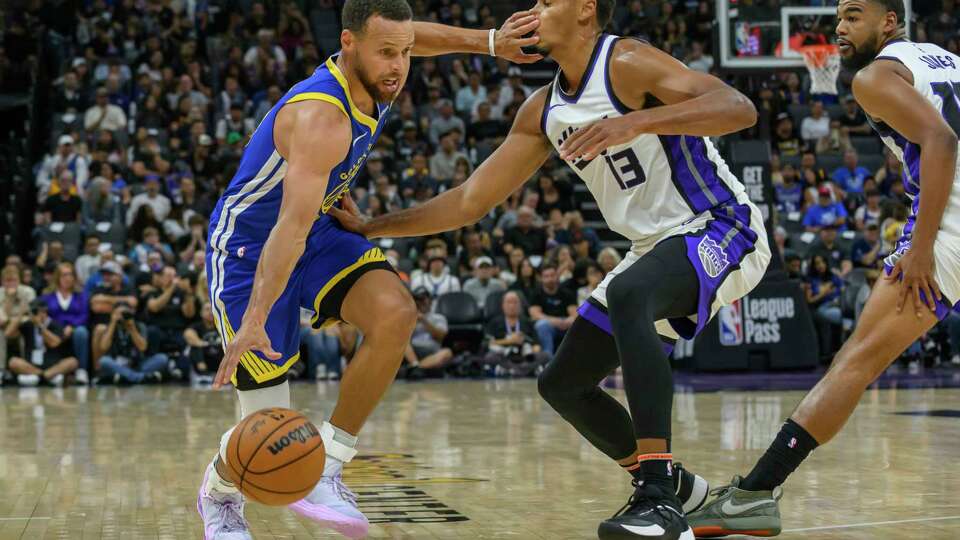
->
xmin=874 ymin=55 xmax=907 ymax=66
xmin=286 ymin=92 xmax=350 ymax=120
xmin=540 ymin=82 xmax=553 ymax=135
xmin=604 ymin=36 xmax=651 ymax=115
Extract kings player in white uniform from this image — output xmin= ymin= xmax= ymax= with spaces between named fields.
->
xmin=330 ymin=0 xmax=770 ymax=537
xmin=687 ymin=0 xmax=960 ymax=537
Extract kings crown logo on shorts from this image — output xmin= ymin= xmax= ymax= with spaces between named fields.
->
xmin=697 ymin=236 xmax=730 ymax=278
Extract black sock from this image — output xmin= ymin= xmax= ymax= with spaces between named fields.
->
xmin=741 ymin=419 xmax=819 ymax=492
xmin=639 ymin=453 xmax=675 ymax=497
xmin=621 ymin=460 xmax=644 ymax=482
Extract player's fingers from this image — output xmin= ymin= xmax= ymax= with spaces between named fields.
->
xmin=921 ymin=278 xmax=937 ymax=312
xmin=559 ymin=126 xmax=590 ymax=155
xmin=896 ymin=279 xmax=908 ymax=313
xmin=504 ymin=10 xmax=535 ymax=24
xmin=514 ymin=52 xmax=544 ymax=63
xmin=342 ymin=192 xmax=360 ymax=214
xmin=213 ymin=350 xmax=236 ymax=389
xmin=512 ymin=17 xmax=539 ymax=36
xmin=560 ymin=126 xmax=597 ymax=157
xmin=911 ymin=281 xmax=923 ymax=317
xmin=568 ymin=130 xmax=604 ymax=160
xmin=516 ymin=35 xmax=540 ymax=47
xmin=932 ymin=277 xmax=943 ymax=302
xmin=258 ymin=341 xmax=282 ymax=360
xmin=580 ymin=138 xmax=609 ymax=161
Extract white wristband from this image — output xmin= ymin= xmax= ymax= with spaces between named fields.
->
xmin=488 ymin=28 xmax=496 ymax=57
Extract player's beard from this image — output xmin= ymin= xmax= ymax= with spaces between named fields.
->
xmin=356 ymin=61 xmax=398 ymax=103
xmin=840 ymin=32 xmax=882 ymax=72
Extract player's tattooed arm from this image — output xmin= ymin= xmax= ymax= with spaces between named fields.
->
xmin=560 ymin=39 xmax=757 ymax=161
xmin=213 ymin=101 xmax=349 ymax=388
xmin=412 ymin=11 xmax=543 ymax=64
xmin=330 ymin=87 xmax=553 ymax=239
xmin=854 ymin=59 xmax=958 ymax=316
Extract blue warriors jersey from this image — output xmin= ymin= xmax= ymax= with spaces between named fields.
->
xmin=209 ymin=54 xmax=390 ymax=261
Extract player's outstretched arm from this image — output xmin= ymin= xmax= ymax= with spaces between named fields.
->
xmin=330 ymin=87 xmax=554 ymax=239
xmin=560 ymin=40 xmax=757 ymax=161
xmin=412 ymin=11 xmax=543 ymax=64
xmin=213 ymin=101 xmax=349 ymax=389
xmin=853 ymin=59 xmax=959 ymax=315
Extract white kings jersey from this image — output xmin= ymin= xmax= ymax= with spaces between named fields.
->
xmin=869 ymin=41 xmax=960 ymax=246
xmin=541 ymin=34 xmax=752 ymax=252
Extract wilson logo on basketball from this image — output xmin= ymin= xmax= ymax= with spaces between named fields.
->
xmin=267 ymin=423 xmax=320 ymax=455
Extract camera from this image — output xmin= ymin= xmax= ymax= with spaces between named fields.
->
xmin=115 ymin=301 xmax=133 ymax=320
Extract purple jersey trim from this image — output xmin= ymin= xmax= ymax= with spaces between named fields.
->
xmin=556 ymin=34 xmax=608 ymax=103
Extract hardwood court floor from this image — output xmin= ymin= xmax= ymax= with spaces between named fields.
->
xmin=1 ymin=380 xmax=958 ymax=539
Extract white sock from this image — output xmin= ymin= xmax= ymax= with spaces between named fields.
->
xmin=320 ymin=421 xmax=358 ymax=477
xmin=205 ymin=429 xmax=239 ymax=496
xmin=237 ymin=380 xmax=291 ymax=418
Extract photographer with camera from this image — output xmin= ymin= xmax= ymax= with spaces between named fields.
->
xmin=483 ymin=291 xmax=548 ymax=377
xmin=145 ymin=265 xmax=196 ymax=346
xmin=7 ymin=299 xmax=78 ymax=386
xmin=93 ymin=301 xmax=167 ymax=384
xmin=183 ymin=301 xmax=222 ymax=382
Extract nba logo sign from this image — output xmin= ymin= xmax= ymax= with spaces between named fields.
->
xmin=719 ymin=299 xmax=743 ymax=346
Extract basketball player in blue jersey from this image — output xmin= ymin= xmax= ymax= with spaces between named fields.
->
xmin=197 ymin=0 xmax=542 ymax=537
xmin=331 ymin=0 xmax=772 ymax=537
xmin=686 ymin=0 xmax=960 ymax=536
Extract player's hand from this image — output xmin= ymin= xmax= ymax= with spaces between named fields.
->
xmin=495 ymin=11 xmax=543 ymax=64
xmin=328 ymin=194 xmax=371 ymax=237
xmin=214 ymin=320 xmax=282 ymax=389
xmin=559 ymin=115 xmax=638 ymax=162
xmin=886 ymin=245 xmax=941 ymax=317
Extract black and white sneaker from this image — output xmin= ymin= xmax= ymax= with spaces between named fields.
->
xmin=598 ymin=482 xmax=694 ymax=540
xmin=673 ymin=463 xmax=709 ymax=514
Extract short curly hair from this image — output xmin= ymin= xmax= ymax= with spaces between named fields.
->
xmin=342 ymin=0 xmax=413 ymax=34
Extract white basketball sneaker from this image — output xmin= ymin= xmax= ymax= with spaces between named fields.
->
xmin=197 ymin=459 xmax=252 ymax=540
xmin=288 ymin=422 xmax=368 ymax=539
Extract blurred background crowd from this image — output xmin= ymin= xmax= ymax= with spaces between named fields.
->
xmin=1 ymin=0 xmax=959 ymax=387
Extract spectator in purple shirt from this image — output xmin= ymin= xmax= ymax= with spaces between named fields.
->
xmin=40 ymin=262 xmax=90 ymax=385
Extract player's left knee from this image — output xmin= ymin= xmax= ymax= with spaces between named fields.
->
xmin=367 ymin=291 xmax=417 ymax=339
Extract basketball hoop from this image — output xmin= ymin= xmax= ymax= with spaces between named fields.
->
xmin=799 ymin=44 xmax=840 ymax=95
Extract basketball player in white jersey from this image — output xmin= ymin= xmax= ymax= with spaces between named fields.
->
xmin=686 ymin=0 xmax=960 ymax=536
xmin=330 ymin=0 xmax=771 ymax=537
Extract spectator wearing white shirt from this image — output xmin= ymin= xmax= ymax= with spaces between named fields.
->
xmin=410 ymin=254 xmax=461 ymax=297
xmin=428 ymin=99 xmax=466 ymax=146
xmin=84 ymin=87 xmax=127 ymax=132
xmin=801 ymin=101 xmax=831 ymax=144
xmin=462 ymin=256 xmax=507 ymax=307
xmin=36 ymin=135 xmax=90 ymax=200
xmin=126 ymin=176 xmax=171 ymax=226
xmin=216 ymin=103 xmax=257 ymax=145
xmin=455 ymin=72 xmax=487 ymax=115
xmin=685 ymin=41 xmax=714 ymax=72
xmin=244 ymin=29 xmax=288 ymax=83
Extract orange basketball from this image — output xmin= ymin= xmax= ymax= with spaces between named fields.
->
xmin=224 ymin=407 xmax=325 ymax=506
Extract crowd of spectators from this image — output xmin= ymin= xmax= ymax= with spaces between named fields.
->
xmin=2 ymin=0 xmax=959 ymax=386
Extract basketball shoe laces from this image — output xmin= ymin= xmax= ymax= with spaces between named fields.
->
xmin=219 ymin=500 xmax=247 ymax=532
xmin=613 ymin=480 xmax=679 ymax=522
xmin=325 ymin=472 xmax=359 ymax=506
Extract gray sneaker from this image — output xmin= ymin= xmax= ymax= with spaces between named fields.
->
xmin=197 ymin=461 xmax=252 ymax=540
xmin=686 ymin=476 xmax=782 ymax=538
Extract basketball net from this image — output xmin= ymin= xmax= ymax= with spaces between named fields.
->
xmin=800 ymin=44 xmax=840 ymax=95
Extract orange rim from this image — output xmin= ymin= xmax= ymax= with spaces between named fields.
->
xmin=799 ymin=44 xmax=839 ymax=67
